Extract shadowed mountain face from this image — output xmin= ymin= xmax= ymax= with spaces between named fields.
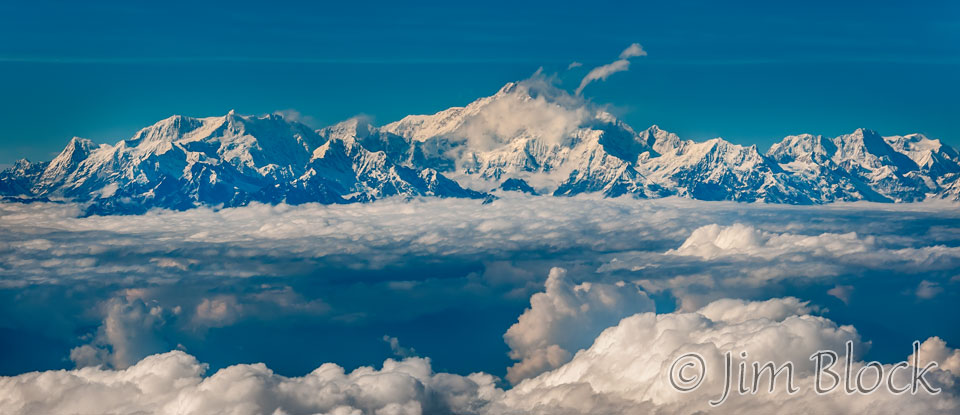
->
xmin=3 ymin=79 xmax=959 ymax=215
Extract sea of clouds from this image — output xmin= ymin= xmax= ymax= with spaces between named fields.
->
xmin=1 ymin=195 xmax=959 ymax=414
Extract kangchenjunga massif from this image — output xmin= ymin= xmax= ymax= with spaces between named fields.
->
xmin=3 ymin=78 xmax=958 ymax=215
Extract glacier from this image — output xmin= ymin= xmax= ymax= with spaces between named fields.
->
xmin=2 ymin=78 xmax=958 ymax=215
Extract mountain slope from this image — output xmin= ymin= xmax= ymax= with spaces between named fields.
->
xmin=377 ymin=81 xmax=659 ymax=197
xmin=1 ymin=112 xmax=485 ymax=215
xmin=2 ymin=79 xmax=958 ymax=214
xmin=768 ymin=129 xmax=960 ymax=202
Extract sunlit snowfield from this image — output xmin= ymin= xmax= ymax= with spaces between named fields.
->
xmin=1 ymin=196 xmax=959 ymax=413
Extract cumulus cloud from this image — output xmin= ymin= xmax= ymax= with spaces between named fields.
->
xmin=827 ymin=284 xmax=854 ymax=304
xmin=669 ymin=223 xmax=872 ymax=260
xmin=5 ymin=297 xmax=958 ymax=414
xmin=503 ymin=268 xmax=654 ymax=383
xmin=383 ymin=335 xmax=417 ymax=358
xmin=500 ymin=298 xmax=960 ymax=414
xmin=575 ymin=43 xmax=647 ymax=95
xmin=697 ymin=296 xmax=814 ymax=323
xmin=915 ymin=337 xmax=960 ymax=376
xmin=193 ymin=295 xmax=242 ymax=328
xmin=605 ymin=221 xmax=960 ymax=309
xmin=916 ymin=280 xmax=944 ymax=299
xmin=70 ymin=295 xmax=173 ymax=369
xmin=0 ymin=352 xmax=500 ymax=415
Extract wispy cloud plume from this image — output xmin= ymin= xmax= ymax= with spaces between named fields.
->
xmin=575 ymin=43 xmax=647 ymax=95
xmin=618 ymin=43 xmax=647 ymax=59
xmin=273 ymin=109 xmax=319 ymax=128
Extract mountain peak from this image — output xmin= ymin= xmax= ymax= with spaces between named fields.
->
xmin=847 ymin=128 xmax=884 ymax=141
xmin=382 ymin=76 xmax=594 ymax=146
xmin=2 ymin=81 xmax=959 ymax=211
xmin=496 ymin=82 xmax=518 ymax=95
xmin=11 ymin=158 xmax=36 ymax=172
xmin=125 ymin=114 xmax=217 ymax=146
xmin=319 ymin=116 xmax=376 ymax=143
xmin=67 ymin=135 xmax=95 ymax=148
xmin=56 ymin=137 xmax=97 ymax=160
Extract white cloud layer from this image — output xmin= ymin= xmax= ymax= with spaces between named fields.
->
xmin=5 ymin=197 xmax=955 ymax=285
xmin=1 ymin=197 xmax=958 ymax=363
xmin=601 ymin=220 xmax=960 ymax=309
xmin=2 ymin=297 xmax=957 ymax=415
xmin=0 ymin=352 xmax=500 ymax=415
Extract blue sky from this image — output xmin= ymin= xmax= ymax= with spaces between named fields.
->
xmin=1 ymin=0 xmax=958 ymax=165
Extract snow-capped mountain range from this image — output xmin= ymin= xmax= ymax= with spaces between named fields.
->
xmin=3 ymin=78 xmax=959 ymax=214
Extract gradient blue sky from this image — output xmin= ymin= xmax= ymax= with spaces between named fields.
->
xmin=1 ymin=0 xmax=958 ymax=165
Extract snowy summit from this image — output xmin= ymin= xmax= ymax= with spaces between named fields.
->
xmin=3 ymin=79 xmax=959 ymax=215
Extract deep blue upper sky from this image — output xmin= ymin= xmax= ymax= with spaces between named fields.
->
xmin=1 ymin=0 xmax=958 ymax=165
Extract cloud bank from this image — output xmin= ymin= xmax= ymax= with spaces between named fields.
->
xmin=0 ymin=196 xmax=958 ymax=415
xmin=0 ymin=351 xmax=500 ymax=415
xmin=2 ymin=296 xmax=957 ymax=415
xmin=499 ymin=297 xmax=959 ymax=414
xmin=1 ymin=197 xmax=958 ymax=376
